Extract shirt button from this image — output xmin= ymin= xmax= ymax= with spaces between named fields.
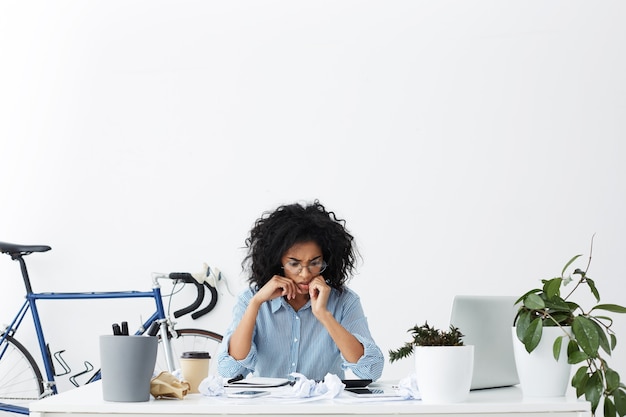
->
xmin=294 ymin=338 xmax=298 ymax=342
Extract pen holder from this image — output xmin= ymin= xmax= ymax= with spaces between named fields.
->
xmin=99 ymin=335 xmax=158 ymax=402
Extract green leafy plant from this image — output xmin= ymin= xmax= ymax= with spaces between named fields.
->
xmin=388 ymin=321 xmax=465 ymax=363
xmin=514 ymin=237 xmax=626 ymax=416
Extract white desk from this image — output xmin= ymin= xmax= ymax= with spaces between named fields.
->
xmin=29 ymin=381 xmax=591 ymax=417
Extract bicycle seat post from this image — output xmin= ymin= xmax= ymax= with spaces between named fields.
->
xmin=14 ymin=254 xmax=35 ymax=295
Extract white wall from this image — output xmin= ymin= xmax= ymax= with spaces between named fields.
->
xmin=1 ymin=0 xmax=625 ymax=392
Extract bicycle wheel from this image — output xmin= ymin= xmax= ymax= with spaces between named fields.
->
xmin=155 ymin=328 xmax=223 ymax=374
xmin=0 ymin=334 xmax=44 ymax=409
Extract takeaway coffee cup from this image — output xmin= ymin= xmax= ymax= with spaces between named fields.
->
xmin=179 ymin=351 xmax=211 ymax=393
xmin=99 ymin=335 xmax=158 ymax=402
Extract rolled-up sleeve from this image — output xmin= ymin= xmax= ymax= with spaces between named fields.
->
xmin=338 ymin=290 xmax=385 ymax=380
xmin=216 ymin=291 xmax=258 ymax=378
xmin=342 ymin=332 xmax=385 ymax=380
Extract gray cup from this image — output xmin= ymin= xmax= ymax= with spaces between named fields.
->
xmin=99 ymin=335 xmax=158 ymax=402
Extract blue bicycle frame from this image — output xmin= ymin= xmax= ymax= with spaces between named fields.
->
xmin=2 ymin=286 xmax=170 ymax=393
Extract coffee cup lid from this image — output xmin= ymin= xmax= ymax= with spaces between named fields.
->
xmin=181 ymin=351 xmax=211 ymax=359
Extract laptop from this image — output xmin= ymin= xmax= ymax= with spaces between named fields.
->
xmin=449 ymin=295 xmax=520 ymax=390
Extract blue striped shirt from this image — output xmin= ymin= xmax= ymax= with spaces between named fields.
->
xmin=217 ymin=287 xmax=384 ymax=381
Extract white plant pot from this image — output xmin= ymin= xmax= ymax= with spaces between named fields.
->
xmin=511 ymin=326 xmax=572 ymax=397
xmin=414 ymin=345 xmax=474 ymax=403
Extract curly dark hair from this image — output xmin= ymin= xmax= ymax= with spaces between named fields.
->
xmin=242 ymin=200 xmax=359 ymax=292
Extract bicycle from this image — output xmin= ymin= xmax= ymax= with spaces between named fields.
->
xmin=0 ymin=241 xmax=224 ymax=415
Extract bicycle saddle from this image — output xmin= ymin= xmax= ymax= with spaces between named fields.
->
xmin=0 ymin=241 xmax=51 ymax=256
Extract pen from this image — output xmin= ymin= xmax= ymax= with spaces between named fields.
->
xmin=227 ymin=374 xmax=244 ymax=384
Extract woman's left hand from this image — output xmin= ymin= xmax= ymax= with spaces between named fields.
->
xmin=308 ymin=275 xmax=331 ymax=317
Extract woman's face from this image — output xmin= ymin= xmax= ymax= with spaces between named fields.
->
xmin=281 ymin=241 xmax=324 ymax=293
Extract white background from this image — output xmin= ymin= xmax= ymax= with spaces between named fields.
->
xmin=1 ymin=0 xmax=625 ymax=395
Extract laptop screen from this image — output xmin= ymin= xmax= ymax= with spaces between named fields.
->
xmin=449 ymin=295 xmax=520 ymax=390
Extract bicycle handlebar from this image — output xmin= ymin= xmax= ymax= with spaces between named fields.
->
xmin=192 ymin=283 xmax=218 ymax=319
xmin=168 ymin=272 xmax=218 ymax=319
xmin=168 ymin=272 xmax=197 ymax=283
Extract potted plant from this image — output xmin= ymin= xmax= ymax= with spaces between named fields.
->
xmin=514 ymin=237 xmax=626 ymax=416
xmin=389 ymin=322 xmax=474 ymax=403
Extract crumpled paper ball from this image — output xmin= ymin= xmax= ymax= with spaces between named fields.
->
xmin=198 ymin=375 xmax=225 ymax=396
xmin=397 ymin=373 xmax=421 ymax=399
xmin=290 ymin=372 xmax=345 ymax=398
xmin=171 ymin=368 xmax=184 ymax=381
xmin=150 ymin=371 xmax=191 ymax=399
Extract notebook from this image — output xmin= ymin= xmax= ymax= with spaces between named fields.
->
xmin=449 ymin=295 xmax=520 ymax=390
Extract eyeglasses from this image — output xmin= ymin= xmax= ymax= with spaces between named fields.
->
xmin=282 ymin=259 xmax=327 ymax=275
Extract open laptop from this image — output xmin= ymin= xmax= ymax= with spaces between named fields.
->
xmin=449 ymin=295 xmax=520 ymax=390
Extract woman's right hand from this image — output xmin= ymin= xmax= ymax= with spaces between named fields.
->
xmin=253 ymin=275 xmax=301 ymax=303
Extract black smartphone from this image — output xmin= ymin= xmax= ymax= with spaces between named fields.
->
xmin=342 ymin=379 xmax=372 ymax=388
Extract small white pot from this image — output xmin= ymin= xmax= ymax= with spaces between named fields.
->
xmin=414 ymin=345 xmax=474 ymax=403
xmin=511 ymin=326 xmax=572 ymax=397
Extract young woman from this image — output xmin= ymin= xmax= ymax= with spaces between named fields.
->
xmin=217 ymin=201 xmax=384 ymax=381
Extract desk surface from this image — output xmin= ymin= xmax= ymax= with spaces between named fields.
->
xmin=29 ymin=381 xmax=591 ymax=417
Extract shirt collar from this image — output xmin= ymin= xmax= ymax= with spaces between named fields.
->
xmin=270 ymin=297 xmax=283 ymax=313
xmin=270 ymin=297 xmax=311 ymax=313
